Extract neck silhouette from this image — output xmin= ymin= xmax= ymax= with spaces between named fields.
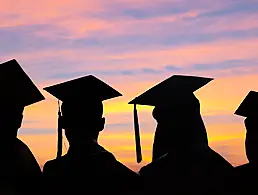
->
xmin=245 ymin=117 xmax=258 ymax=165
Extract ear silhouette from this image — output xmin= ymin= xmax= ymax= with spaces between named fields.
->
xmin=99 ymin=117 xmax=105 ymax=132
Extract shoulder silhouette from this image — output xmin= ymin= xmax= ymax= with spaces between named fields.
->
xmin=42 ymin=75 xmax=140 ymax=195
xmin=234 ymin=91 xmax=258 ymax=194
xmin=0 ymin=59 xmax=44 ymax=195
xmin=129 ymin=75 xmax=234 ymax=195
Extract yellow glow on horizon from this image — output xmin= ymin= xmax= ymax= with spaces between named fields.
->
xmin=18 ymin=119 xmax=247 ymax=171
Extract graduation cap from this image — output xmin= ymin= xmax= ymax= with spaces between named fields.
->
xmin=128 ymin=75 xmax=214 ymax=163
xmin=43 ymin=75 xmax=122 ymax=159
xmin=0 ymin=59 xmax=45 ymax=108
xmin=235 ymin=91 xmax=258 ymax=117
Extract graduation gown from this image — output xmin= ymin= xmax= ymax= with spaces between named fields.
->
xmin=139 ymin=144 xmax=234 ymax=195
xmin=43 ymin=140 xmax=140 ymax=195
xmin=0 ymin=138 xmax=42 ymax=195
xmin=234 ymin=163 xmax=258 ymax=194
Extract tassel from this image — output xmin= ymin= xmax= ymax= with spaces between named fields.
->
xmin=56 ymin=100 xmax=62 ymax=159
xmin=134 ymin=104 xmax=142 ymax=163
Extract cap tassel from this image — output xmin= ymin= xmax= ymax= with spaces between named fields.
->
xmin=56 ymin=100 xmax=62 ymax=159
xmin=134 ymin=104 xmax=142 ymax=163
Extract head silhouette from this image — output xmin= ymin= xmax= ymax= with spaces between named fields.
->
xmin=244 ymin=116 xmax=258 ymax=164
xmin=151 ymin=94 xmax=208 ymax=161
xmin=60 ymin=101 xmax=105 ymax=145
xmin=0 ymin=104 xmax=24 ymax=140
xmin=0 ymin=59 xmax=44 ymax=141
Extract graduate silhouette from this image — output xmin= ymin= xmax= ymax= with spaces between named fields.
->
xmin=234 ymin=91 xmax=258 ymax=194
xmin=0 ymin=59 xmax=45 ymax=195
xmin=42 ymin=75 xmax=140 ymax=195
xmin=128 ymin=75 xmax=234 ymax=195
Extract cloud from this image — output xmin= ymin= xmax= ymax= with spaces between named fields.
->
xmin=98 ymin=1 xmax=193 ymax=20
xmin=45 ymin=58 xmax=258 ymax=81
xmin=202 ymin=114 xmax=243 ymax=125
xmin=3 ymin=24 xmax=258 ymax=55
xmin=209 ymin=138 xmax=248 ymax=166
xmin=164 ymin=65 xmax=183 ymax=72
xmin=105 ymin=123 xmax=131 ymax=129
xmin=1 ymin=1 xmax=258 ymax=59
xmin=18 ymin=128 xmax=55 ymax=135
xmin=0 ymin=25 xmax=54 ymax=54
xmin=23 ymin=120 xmax=39 ymax=124
xmin=141 ymin=68 xmax=163 ymax=74
xmin=192 ymin=59 xmax=258 ymax=71
xmin=199 ymin=1 xmax=258 ymax=17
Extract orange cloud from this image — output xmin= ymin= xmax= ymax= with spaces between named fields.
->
xmin=210 ymin=138 xmax=248 ymax=167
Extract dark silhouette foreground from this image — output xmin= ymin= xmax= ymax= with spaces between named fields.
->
xmin=129 ymin=75 xmax=234 ymax=195
xmin=2 ymin=59 xmax=256 ymax=195
xmin=42 ymin=75 xmax=140 ymax=195
xmin=0 ymin=59 xmax=44 ymax=195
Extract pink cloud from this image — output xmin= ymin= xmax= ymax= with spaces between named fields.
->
xmin=2 ymin=37 xmax=258 ymax=80
xmin=0 ymin=0 xmax=104 ymax=27
xmin=201 ymin=12 xmax=258 ymax=33
xmin=3 ymin=0 xmax=255 ymax=40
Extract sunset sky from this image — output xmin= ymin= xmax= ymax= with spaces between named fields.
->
xmin=1 ymin=0 xmax=258 ymax=171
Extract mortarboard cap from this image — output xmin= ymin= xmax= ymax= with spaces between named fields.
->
xmin=129 ymin=75 xmax=213 ymax=106
xmin=128 ymin=75 xmax=213 ymax=163
xmin=235 ymin=91 xmax=258 ymax=117
xmin=0 ymin=59 xmax=45 ymax=108
xmin=43 ymin=75 xmax=122 ymax=159
xmin=43 ymin=75 xmax=122 ymax=103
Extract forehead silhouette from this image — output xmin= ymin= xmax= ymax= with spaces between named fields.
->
xmin=0 ymin=59 xmax=45 ymax=107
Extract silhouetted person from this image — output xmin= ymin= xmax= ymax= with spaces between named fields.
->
xmin=0 ymin=59 xmax=45 ymax=195
xmin=129 ymin=75 xmax=234 ymax=195
xmin=234 ymin=90 xmax=258 ymax=194
xmin=42 ymin=75 xmax=140 ymax=195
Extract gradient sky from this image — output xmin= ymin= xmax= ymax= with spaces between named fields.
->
xmin=1 ymin=0 xmax=258 ymax=172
